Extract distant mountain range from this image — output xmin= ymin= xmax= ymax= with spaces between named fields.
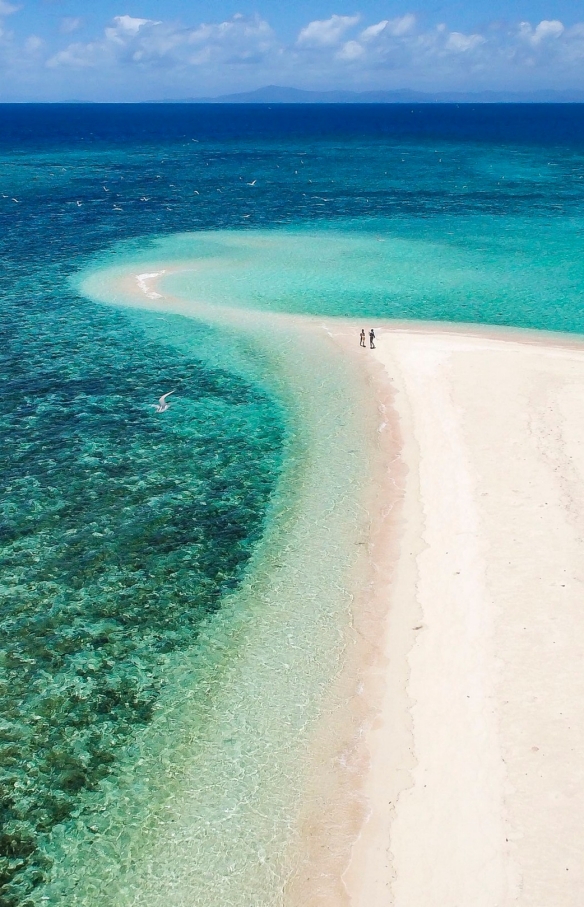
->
xmin=154 ymin=85 xmax=584 ymax=104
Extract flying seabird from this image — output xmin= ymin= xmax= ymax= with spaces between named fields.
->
xmin=152 ymin=391 xmax=175 ymax=413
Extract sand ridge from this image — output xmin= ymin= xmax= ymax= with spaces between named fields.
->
xmin=345 ymin=328 xmax=584 ymax=907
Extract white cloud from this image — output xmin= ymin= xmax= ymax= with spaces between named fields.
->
xmin=361 ymin=14 xmax=416 ymax=41
xmin=337 ymin=40 xmax=364 ymax=61
xmin=2 ymin=10 xmax=584 ymax=100
xmin=0 ymin=1 xmax=19 ymax=16
xmin=47 ymin=13 xmax=276 ymax=71
xmin=25 ymin=35 xmax=43 ymax=53
xmin=183 ymin=14 xmax=275 ymax=63
xmin=47 ymin=46 xmax=86 ymax=68
xmin=60 ymin=17 xmax=83 ymax=35
xmin=49 ymin=15 xmax=158 ymax=68
xmin=106 ymin=15 xmax=153 ymax=39
xmin=445 ymin=31 xmax=485 ymax=53
xmin=562 ymin=24 xmax=584 ymax=64
xmin=520 ymin=19 xmax=564 ymax=46
xmin=331 ymin=15 xmax=488 ymax=72
xmin=509 ymin=18 xmax=584 ymax=70
xmin=297 ymin=14 xmax=359 ymax=48
xmin=360 ymin=20 xmax=388 ymax=42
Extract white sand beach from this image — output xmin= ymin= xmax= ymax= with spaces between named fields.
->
xmin=345 ymin=327 xmax=584 ymax=907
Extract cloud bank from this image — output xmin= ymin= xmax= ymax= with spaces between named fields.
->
xmin=1 ymin=9 xmax=584 ymax=100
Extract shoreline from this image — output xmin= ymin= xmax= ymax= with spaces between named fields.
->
xmin=58 ymin=261 xmax=403 ymax=906
xmin=77 ymin=261 xmax=584 ymax=906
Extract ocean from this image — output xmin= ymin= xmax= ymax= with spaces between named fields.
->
xmin=2 ymin=103 xmax=584 ymax=907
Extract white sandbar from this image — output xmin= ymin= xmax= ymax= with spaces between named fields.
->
xmin=345 ymin=327 xmax=584 ymax=907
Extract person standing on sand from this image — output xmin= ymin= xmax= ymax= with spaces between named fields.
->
xmin=369 ymin=328 xmax=376 ymax=349
xmin=360 ymin=329 xmax=366 ymax=347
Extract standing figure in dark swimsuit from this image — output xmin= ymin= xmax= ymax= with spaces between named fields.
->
xmin=360 ymin=329 xmax=366 ymax=347
xmin=369 ymin=328 xmax=376 ymax=349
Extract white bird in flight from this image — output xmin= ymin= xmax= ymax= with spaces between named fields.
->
xmin=247 ymin=180 xmax=257 ymax=186
xmin=152 ymin=391 xmax=175 ymax=413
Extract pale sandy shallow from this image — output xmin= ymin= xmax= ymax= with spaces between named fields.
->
xmin=345 ymin=326 xmax=584 ymax=907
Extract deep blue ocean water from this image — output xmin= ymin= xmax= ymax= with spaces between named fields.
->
xmin=2 ymin=103 xmax=584 ymax=906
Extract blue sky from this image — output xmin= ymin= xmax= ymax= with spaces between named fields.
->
xmin=1 ymin=1 xmax=583 ymax=100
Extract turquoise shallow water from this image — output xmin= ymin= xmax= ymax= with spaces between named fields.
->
xmin=27 ymin=308 xmax=378 ymax=907
xmin=2 ymin=104 xmax=584 ymax=906
xmin=1 ymin=301 xmax=285 ymax=904
xmin=97 ymin=216 xmax=584 ymax=331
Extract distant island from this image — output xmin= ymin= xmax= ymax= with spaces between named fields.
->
xmin=151 ymin=85 xmax=584 ymax=104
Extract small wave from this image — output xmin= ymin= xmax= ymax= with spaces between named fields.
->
xmin=136 ymin=271 xmax=165 ymax=299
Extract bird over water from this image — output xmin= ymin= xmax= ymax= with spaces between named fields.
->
xmin=152 ymin=390 xmax=175 ymax=413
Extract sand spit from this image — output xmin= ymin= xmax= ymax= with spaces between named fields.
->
xmin=74 ymin=263 xmax=403 ymax=907
xmin=345 ymin=327 xmax=584 ymax=907
xmin=81 ymin=258 xmax=584 ymax=906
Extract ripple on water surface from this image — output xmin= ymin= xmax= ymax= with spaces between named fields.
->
xmin=86 ymin=219 xmax=584 ymax=334
xmin=1 ymin=301 xmax=284 ymax=906
xmin=31 ymin=269 xmax=379 ymax=906
xmin=3 ymin=104 xmax=584 ymax=905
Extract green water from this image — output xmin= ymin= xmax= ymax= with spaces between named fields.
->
xmin=82 ymin=218 xmax=584 ymax=334
xmin=31 ymin=290 xmax=377 ymax=907
xmin=0 ymin=305 xmax=285 ymax=906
